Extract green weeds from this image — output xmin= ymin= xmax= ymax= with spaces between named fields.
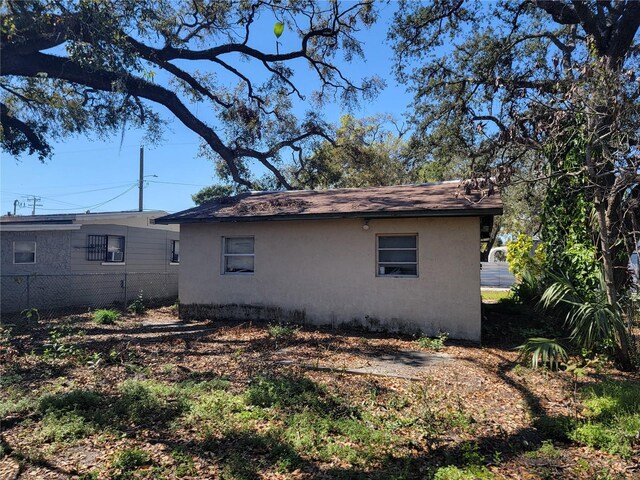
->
xmin=267 ymin=323 xmax=300 ymax=346
xmin=111 ymin=448 xmax=152 ymax=479
xmin=92 ymin=308 xmax=120 ymax=324
xmin=570 ymin=380 xmax=640 ymax=457
xmin=127 ymin=292 xmax=146 ymax=315
xmin=416 ymin=332 xmax=448 ymax=351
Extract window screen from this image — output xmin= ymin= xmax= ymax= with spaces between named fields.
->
xmin=377 ymin=235 xmax=418 ymax=277
xmin=223 ymin=237 xmax=254 ymax=273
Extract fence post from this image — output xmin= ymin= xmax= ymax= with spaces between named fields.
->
xmin=124 ymin=272 xmax=128 ymax=307
xmin=26 ymin=274 xmax=30 ymax=307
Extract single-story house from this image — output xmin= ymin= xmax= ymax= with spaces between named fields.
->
xmin=155 ymin=182 xmax=502 ymax=341
xmin=1 ymin=211 xmax=179 ymax=313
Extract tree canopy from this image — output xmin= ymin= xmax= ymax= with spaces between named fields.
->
xmin=291 ymin=114 xmax=414 ymax=189
xmin=391 ymin=0 xmax=640 ymax=304
xmin=1 ymin=0 xmax=381 ymax=189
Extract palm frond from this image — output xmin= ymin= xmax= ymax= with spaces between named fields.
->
xmin=516 ymin=337 xmax=568 ymax=370
xmin=539 ymin=270 xmax=627 ymax=352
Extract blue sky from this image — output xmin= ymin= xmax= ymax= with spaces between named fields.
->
xmin=1 ymin=3 xmax=412 ymax=216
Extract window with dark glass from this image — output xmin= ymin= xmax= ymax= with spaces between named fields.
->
xmin=223 ymin=237 xmax=254 ymax=274
xmin=14 ymin=241 xmax=36 ymax=264
xmin=171 ymin=240 xmax=180 ymax=263
xmin=87 ymin=235 xmax=125 ymax=262
xmin=377 ymin=235 xmax=418 ymax=277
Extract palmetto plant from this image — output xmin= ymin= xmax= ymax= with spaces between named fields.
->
xmin=540 ymin=271 xmax=634 ymax=369
xmin=517 ymin=337 xmax=568 ymax=370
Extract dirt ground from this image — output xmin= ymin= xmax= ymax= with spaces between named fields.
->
xmin=1 ymin=307 xmax=639 ymax=479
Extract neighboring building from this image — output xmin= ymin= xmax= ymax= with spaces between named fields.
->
xmin=155 ymin=182 xmax=502 ymax=341
xmin=0 ymin=211 xmax=179 ymax=313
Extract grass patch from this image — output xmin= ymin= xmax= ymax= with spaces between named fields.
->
xmin=570 ymin=380 xmax=640 ymax=458
xmin=171 ymin=448 xmax=197 ymax=477
xmin=35 ymin=389 xmax=105 ymax=443
xmin=113 ymin=379 xmax=189 ymax=427
xmin=111 ymin=447 xmax=152 ymax=479
xmin=37 ymin=410 xmax=96 ymax=442
xmin=92 ymin=308 xmax=120 ymax=325
xmin=434 ymin=465 xmax=494 ymax=480
xmin=526 ymin=440 xmax=562 ymax=459
xmin=481 ymin=289 xmax=512 ymax=303
xmin=0 ymin=386 xmax=35 ymax=418
xmin=416 ymin=332 xmax=448 ymax=351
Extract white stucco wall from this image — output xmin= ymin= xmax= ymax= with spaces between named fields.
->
xmin=179 ymin=216 xmax=481 ymax=340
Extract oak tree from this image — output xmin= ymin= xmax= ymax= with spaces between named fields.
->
xmin=1 ymin=0 xmax=381 ymax=189
xmin=391 ymin=0 xmax=640 ymax=306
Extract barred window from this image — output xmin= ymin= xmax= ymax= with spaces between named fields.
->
xmin=87 ymin=235 xmax=125 ymax=262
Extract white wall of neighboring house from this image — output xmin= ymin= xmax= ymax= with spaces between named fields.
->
xmin=179 ymin=216 xmax=482 ymax=341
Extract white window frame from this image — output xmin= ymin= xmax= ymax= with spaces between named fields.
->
xmin=13 ymin=240 xmax=36 ymax=264
xmin=222 ymin=236 xmax=255 ymax=275
xmin=376 ymin=234 xmax=418 ymax=278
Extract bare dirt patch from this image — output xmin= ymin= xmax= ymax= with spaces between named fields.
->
xmin=1 ymin=307 xmax=638 ymax=479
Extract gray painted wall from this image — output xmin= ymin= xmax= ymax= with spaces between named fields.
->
xmin=1 ymin=225 xmax=179 ymax=313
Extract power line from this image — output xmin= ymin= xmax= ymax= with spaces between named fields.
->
xmin=85 ymin=184 xmax=138 ymax=210
xmin=148 ymin=180 xmax=210 ymax=187
xmin=2 ymin=183 xmax=138 ymax=200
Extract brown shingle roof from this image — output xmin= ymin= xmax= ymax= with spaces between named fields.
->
xmin=155 ymin=181 xmax=502 ymax=224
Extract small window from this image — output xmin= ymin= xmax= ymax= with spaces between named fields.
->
xmin=106 ymin=236 xmax=125 ymax=262
xmin=377 ymin=235 xmax=418 ymax=277
xmin=14 ymin=241 xmax=36 ymax=264
xmin=87 ymin=235 xmax=125 ymax=262
xmin=223 ymin=236 xmax=254 ymax=274
xmin=171 ymin=240 xmax=180 ymax=263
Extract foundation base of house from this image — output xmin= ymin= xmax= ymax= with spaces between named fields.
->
xmin=178 ymin=303 xmax=451 ymax=338
xmin=179 ymin=303 xmax=307 ymax=324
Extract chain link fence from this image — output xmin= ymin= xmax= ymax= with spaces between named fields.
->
xmin=1 ymin=272 xmax=178 ymax=318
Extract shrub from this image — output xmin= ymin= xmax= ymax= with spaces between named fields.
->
xmin=93 ymin=309 xmax=120 ymax=325
xmin=506 ymin=234 xmax=546 ymax=280
xmin=127 ymin=291 xmax=146 ymax=315
xmin=20 ymin=307 xmax=40 ymax=322
xmin=417 ymin=332 xmax=448 ymax=351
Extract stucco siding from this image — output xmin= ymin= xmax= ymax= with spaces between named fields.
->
xmin=1 ymin=230 xmax=72 ymax=274
xmin=179 ymin=217 xmax=481 ymax=340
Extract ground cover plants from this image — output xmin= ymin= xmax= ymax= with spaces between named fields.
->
xmin=0 ymin=304 xmax=638 ymax=479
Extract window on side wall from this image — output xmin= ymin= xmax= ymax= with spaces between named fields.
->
xmin=377 ymin=235 xmax=418 ymax=277
xmin=223 ymin=236 xmax=254 ymax=274
xmin=171 ymin=240 xmax=180 ymax=263
xmin=14 ymin=241 xmax=36 ymax=264
xmin=87 ymin=235 xmax=125 ymax=262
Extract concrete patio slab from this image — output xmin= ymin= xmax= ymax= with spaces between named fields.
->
xmin=277 ymin=349 xmax=452 ymax=380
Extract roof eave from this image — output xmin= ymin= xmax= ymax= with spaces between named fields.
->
xmin=154 ymin=208 xmax=503 ymax=225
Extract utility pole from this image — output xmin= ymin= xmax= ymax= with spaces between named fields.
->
xmin=23 ymin=196 xmax=42 ymax=215
xmin=138 ymin=145 xmax=144 ymax=212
